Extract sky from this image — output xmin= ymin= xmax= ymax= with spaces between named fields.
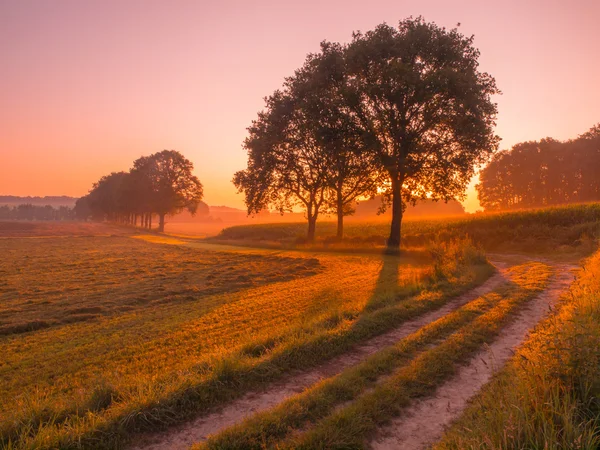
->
xmin=1 ymin=0 xmax=599 ymax=212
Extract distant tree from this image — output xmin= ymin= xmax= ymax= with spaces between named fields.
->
xmin=17 ymin=204 xmax=35 ymax=221
xmin=0 ymin=205 xmax=10 ymax=220
xmin=132 ymin=150 xmax=204 ymax=232
xmin=85 ymin=172 xmax=131 ymax=222
xmin=341 ymin=18 xmax=499 ymax=249
xmin=477 ymin=125 xmax=600 ymax=210
xmin=74 ymin=196 xmax=93 ymax=221
xmin=0 ymin=203 xmax=75 ymax=221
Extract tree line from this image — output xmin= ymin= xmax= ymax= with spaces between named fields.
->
xmin=0 ymin=204 xmax=75 ymax=221
xmin=477 ymin=124 xmax=600 ymax=211
xmin=234 ymin=18 xmax=499 ymax=248
xmin=76 ymin=150 xmax=203 ymax=232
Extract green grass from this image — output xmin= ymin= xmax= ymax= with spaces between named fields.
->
xmin=436 ymin=251 xmax=600 ymax=449
xmin=213 ymin=203 xmax=600 ymax=255
xmin=0 ymin=236 xmax=320 ymax=335
xmin=281 ymin=262 xmax=553 ymax=449
xmin=193 ymin=262 xmax=552 ymax=449
xmin=0 ymin=228 xmax=491 ymax=449
xmin=195 ymin=272 xmax=512 ymax=449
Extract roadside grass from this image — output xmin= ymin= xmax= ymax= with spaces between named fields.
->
xmin=436 ymin=251 xmax=600 ymax=449
xmin=195 ymin=271 xmax=515 ymax=449
xmin=0 ymin=231 xmax=490 ymax=449
xmin=277 ymin=262 xmax=552 ymax=449
xmin=212 ymin=202 xmax=600 ymax=255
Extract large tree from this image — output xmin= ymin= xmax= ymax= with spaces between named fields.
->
xmin=132 ymin=150 xmax=204 ymax=232
xmin=235 ymin=45 xmax=381 ymax=241
xmin=343 ymin=18 xmax=499 ymax=248
xmin=290 ymin=43 xmax=382 ymax=239
xmin=234 ymin=90 xmax=330 ymax=241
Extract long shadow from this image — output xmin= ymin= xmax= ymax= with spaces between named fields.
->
xmin=363 ymin=254 xmax=402 ymax=312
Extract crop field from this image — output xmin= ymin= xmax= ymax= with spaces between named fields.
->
xmin=1 ymin=204 xmax=599 ymax=450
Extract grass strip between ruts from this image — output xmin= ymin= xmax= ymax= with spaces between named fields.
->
xmin=197 ymin=275 xmax=513 ymax=449
xmin=3 ymin=264 xmax=493 ymax=450
xmin=278 ymin=262 xmax=552 ymax=449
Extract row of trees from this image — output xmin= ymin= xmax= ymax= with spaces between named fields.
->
xmin=477 ymin=125 xmax=600 ymax=210
xmin=235 ymin=18 xmax=499 ymax=248
xmin=0 ymin=204 xmax=75 ymax=221
xmin=76 ymin=150 xmax=204 ymax=232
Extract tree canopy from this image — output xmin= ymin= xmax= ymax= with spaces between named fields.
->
xmin=235 ymin=17 xmax=499 ymax=247
xmin=477 ymin=125 xmax=600 ymax=211
xmin=78 ymin=150 xmax=204 ymax=232
xmin=342 ymin=19 xmax=499 ymax=247
xmin=234 ymin=47 xmax=381 ymax=241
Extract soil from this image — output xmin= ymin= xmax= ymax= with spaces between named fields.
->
xmin=130 ymin=268 xmax=509 ymax=450
xmin=370 ymin=263 xmax=576 ymax=450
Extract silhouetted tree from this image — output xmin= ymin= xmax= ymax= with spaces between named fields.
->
xmin=477 ymin=124 xmax=600 ymax=210
xmin=132 ymin=150 xmax=204 ymax=232
xmin=74 ymin=196 xmax=93 ymax=220
xmin=235 ymin=43 xmax=385 ymax=241
xmin=85 ymin=172 xmax=131 ymax=222
xmin=290 ymin=43 xmax=382 ymax=239
xmin=234 ymin=90 xmax=331 ymax=242
xmin=0 ymin=204 xmax=76 ymax=221
xmin=339 ymin=18 xmax=499 ymax=249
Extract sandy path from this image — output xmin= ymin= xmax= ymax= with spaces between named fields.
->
xmin=370 ymin=263 xmax=576 ymax=450
xmin=131 ymin=268 xmax=509 ymax=450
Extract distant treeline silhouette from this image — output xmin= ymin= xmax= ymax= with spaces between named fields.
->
xmin=0 ymin=204 xmax=75 ymax=221
xmin=76 ymin=150 xmax=203 ymax=232
xmin=477 ymin=124 xmax=600 ymax=211
xmin=234 ymin=18 xmax=499 ymax=248
xmin=0 ymin=196 xmax=76 ymax=208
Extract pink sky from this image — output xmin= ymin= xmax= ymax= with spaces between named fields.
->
xmin=1 ymin=0 xmax=599 ymax=212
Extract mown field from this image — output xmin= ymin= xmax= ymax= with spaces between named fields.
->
xmin=0 ymin=222 xmax=491 ymax=449
xmin=2 ymin=203 xmax=599 ymax=450
xmin=193 ymin=261 xmax=555 ymax=449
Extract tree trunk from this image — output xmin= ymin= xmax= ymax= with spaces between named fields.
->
xmin=148 ymin=214 xmax=152 ymax=230
xmin=158 ymin=213 xmax=165 ymax=232
xmin=387 ymin=176 xmax=403 ymax=250
xmin=336 ymin=193 xmax=344 ymax=240
xmin=307 ymin=215 xmax=317 ymax=242
xmin=306 ymin=203 xmax=317 ymax=242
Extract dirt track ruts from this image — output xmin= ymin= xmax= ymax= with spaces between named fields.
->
xmin=370 ymin=262 xmax=576 ymax=450
xmin=131 ymin=266 xmax=509 ymax=450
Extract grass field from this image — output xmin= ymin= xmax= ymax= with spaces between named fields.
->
xmin=436 ymin=251 xmax=600 ymax=449
xmin=0 ymin=222 xmax=491 ymax=449
xmin=194 ymin=262 xmax=552 ymax=449
xmin=213 ymin=203 xmax=600 ymax=255
xmin=1 ymin=204 xmax=599 ymax=449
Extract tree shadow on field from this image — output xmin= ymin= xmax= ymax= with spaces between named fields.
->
xmin=363 ymin=254 xmax=402 ymax=312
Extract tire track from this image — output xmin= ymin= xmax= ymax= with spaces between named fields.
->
xmin=131 ymin=267 xmax=508 ymax=450
xmin=370 ymin=263 xmax=576 ymax=450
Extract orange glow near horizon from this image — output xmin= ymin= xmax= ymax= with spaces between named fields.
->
xmin=1 ymin=0 xmax=599 ymax=213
